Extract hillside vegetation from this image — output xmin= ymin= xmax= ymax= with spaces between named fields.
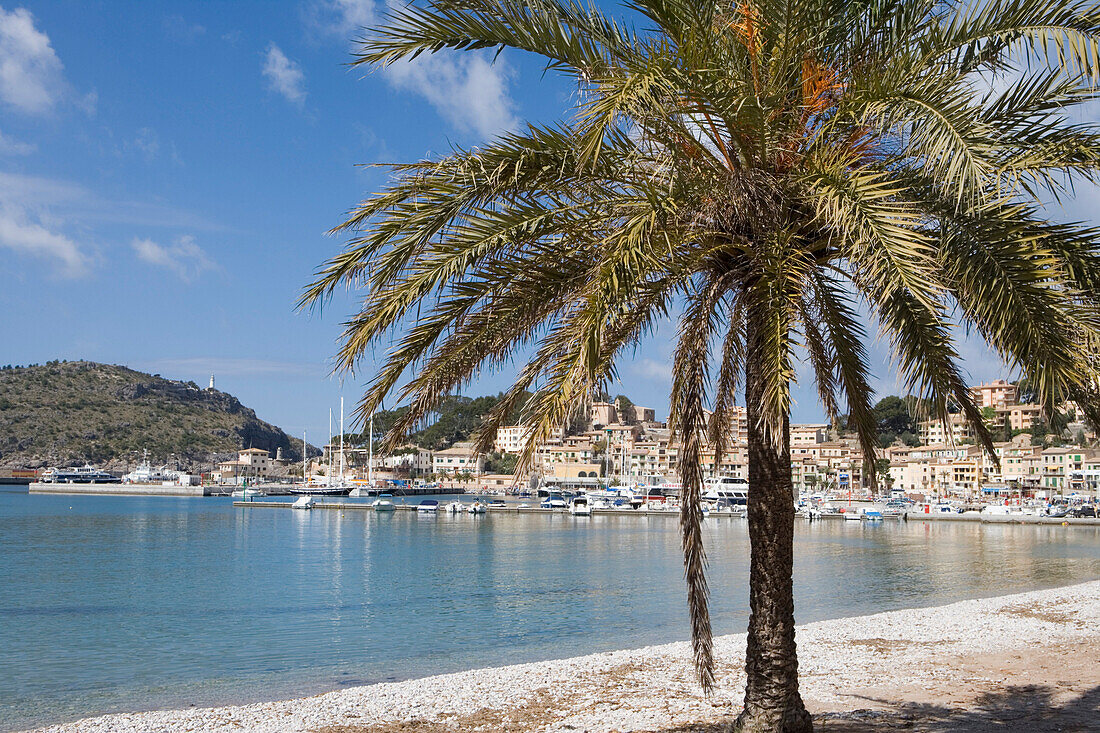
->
xmin=0 ymin=361 xmax=310 ymax=470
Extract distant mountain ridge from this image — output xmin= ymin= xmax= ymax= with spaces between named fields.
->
xmin=0 ymin=360 xmax=312 ymax=470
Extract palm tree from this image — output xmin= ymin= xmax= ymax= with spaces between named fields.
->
xmin=303 ymin=1 xmax=1100 ymax=729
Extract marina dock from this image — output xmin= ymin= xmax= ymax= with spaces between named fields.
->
xmin=232 ymin=500 xmax=748 ymax=517
xmin=232 ymin=501 xmax=1100 ymax=524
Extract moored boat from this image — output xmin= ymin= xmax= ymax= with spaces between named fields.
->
xmin=569 ymin=495 xmax=592 ymax=516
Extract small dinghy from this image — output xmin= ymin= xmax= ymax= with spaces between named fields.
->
xmin=292 ymin=496 xmax=315 ymax=510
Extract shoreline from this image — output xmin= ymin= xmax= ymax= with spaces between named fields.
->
xmin=24 ymin=579 xmax=1099 ymax=733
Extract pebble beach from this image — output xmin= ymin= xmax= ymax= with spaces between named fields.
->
xmin=24 ymin=580 xmax=1099 ymax=733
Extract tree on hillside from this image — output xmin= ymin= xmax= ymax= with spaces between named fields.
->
xmin=304 ymin=2 xmax=1100 ymax=730
xmin=872 ymin=395 xmax=918 ymax=447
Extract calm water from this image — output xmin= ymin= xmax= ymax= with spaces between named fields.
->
xmin=2 ymin=489 xmax=1098 ymax=731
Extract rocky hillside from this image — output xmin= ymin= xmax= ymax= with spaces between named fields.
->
xmin=0 ymin=361 xmax=312 ymax=470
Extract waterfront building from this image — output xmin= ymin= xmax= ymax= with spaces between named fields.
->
xmin=214 ymin=448 xmax=272 ymax=483
xmin=432 ymin=442 xmax=485 ymax=476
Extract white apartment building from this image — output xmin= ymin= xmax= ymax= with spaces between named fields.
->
xmin=791 ymin=424 xmax=827 ymax=446
xmin=432 ymin=442 xmax=484 ymax=475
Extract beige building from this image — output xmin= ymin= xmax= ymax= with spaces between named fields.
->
xmin=971 ymin=379 xmax=1018 ymax=409
xmin=999 ymin=403 xmax=1042 ymax=432
xmin=432 ymin=442 xmax=484 ymax=475
xmin=215 ymin=448 xmax=272 ymax=483
xmin=590 ymin=401 xmax=618 ymax=427
xmin=791 ymin=424 xmax=827 ymax=446
xmin=919 ymin=414 xmax=972 ymax=445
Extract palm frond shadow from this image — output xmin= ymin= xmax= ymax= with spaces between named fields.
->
xmin=658 ymin=684 xmax=1100 ymax=732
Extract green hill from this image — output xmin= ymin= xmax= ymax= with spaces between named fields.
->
xmin=0 ymin=361 xmax=312 ymax=470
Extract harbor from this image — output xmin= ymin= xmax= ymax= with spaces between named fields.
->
xmin=229 ymin=497 xmax=1100 ymax=525
xmin=4 ymin=488 xmax=1098 ymax=732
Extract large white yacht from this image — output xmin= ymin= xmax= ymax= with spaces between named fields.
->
xmin=703 ymin=476 xmax=749 ymax=504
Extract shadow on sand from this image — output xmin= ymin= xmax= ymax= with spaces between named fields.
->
xmin=660 ymin=684 xmax=1100 ymax=732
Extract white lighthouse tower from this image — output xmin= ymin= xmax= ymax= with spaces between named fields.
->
xmin=209 ymin=374 xmax=216 ymax=390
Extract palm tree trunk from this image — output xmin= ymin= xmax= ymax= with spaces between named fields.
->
xmin=735 ymin=314 xmax=812 ymax=733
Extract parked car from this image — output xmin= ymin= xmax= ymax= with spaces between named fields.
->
xmin=1068 ymin=505 xmax=1096 ymax=518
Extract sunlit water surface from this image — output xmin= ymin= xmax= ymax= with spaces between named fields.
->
xmin=2 ymin=489 xmax=1097 ymax=731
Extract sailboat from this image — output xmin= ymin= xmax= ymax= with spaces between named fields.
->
xmin=291 ymin=401 xmax=354 ymax=496
xmin=349 ymin=411 xmax=376 ymax=498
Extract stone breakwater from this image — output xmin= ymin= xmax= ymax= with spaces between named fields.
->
xmin=27 ymin=581 xmax=1100 ymax=733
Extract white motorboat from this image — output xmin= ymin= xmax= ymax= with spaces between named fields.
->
xmin=445 ymin=501 xmax=465 ymax=514
xmin=467 ymin=501 xmax=487 ymax=514
xmin=417 ymin=499 xmax=439 ymax=513
xmin=231 ymin=488 xmax=266 ymax=498
xmin=703 ymin=476 xmax=749 ymax=502
xmin=540 ymin=494 xmax=567 ymax=509
xmin=569 ymin=496 xmax=592 ymax=516
xmin=372 ymin=493 xmax=396 ymax=511
xmin=292 ymin=496 xmax=315 ymax=510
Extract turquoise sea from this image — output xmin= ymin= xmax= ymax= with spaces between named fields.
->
xmin=1 ymin=488 xmax=1098 ymax=731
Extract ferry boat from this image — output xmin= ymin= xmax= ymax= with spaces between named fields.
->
xmin=41 ymin=465 xmax=121 ymax=484
xmin=123 ymin=450 xmax=179 ymax=484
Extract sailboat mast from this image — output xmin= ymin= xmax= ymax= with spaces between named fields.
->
xmin=328 ymin=408 xmax=333 ymax=487
xmin=368 ymin=411 xmax=374 ymax=487
xmin=339 ymin=396 xmax=345 ymax=482
xmin=302 ymin=429 xmax=307 ymax=485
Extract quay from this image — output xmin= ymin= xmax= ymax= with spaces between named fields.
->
xmin=902 ymin=510 xmax=1100 ymax=526
xmin=232 ymin=500 xmax=1100 ymax=524
xmin=232 ymin=500 xmax=747 ymax=517
xmin=30 ymin=482 xmax=210 ymax=497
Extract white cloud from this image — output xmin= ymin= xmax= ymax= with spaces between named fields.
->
xmin=630 ymin=358 xmax=674 ymax=383
xmin=131 ymin=235 xmax=216 ymax=282
xmin=0 ymin=6 xmax=64 ymax=115
xmin=0 ymin=171 xmax=224 ymax=231
xmin=0 ymin=127 xmax=33 ymax=154
xmin=163 ymin=14 xmax=205 ymax=43
xmin=308 ymin=0 xmax=516 ymax=138
xmin=310 ymin=0 xmax=376 ymax=39
xmin=384 ymin=51 xmax=518 ymax=139
xmin=0 ymin=203 xmax=87 ymax=276
xmin=262 ymin=43 xmax=306 ymax=105
xmin=130 ymin=127 xmax=160 ymax=161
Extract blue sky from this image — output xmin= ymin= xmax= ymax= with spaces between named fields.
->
xmin=0 ymin=2 xmax=1086 ymax=443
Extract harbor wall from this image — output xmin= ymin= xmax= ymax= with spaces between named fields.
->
xmin=901 ymin=511 xmax=1100 ymax=526
xmin=29 ymin=482 xmax=209 ymax=497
